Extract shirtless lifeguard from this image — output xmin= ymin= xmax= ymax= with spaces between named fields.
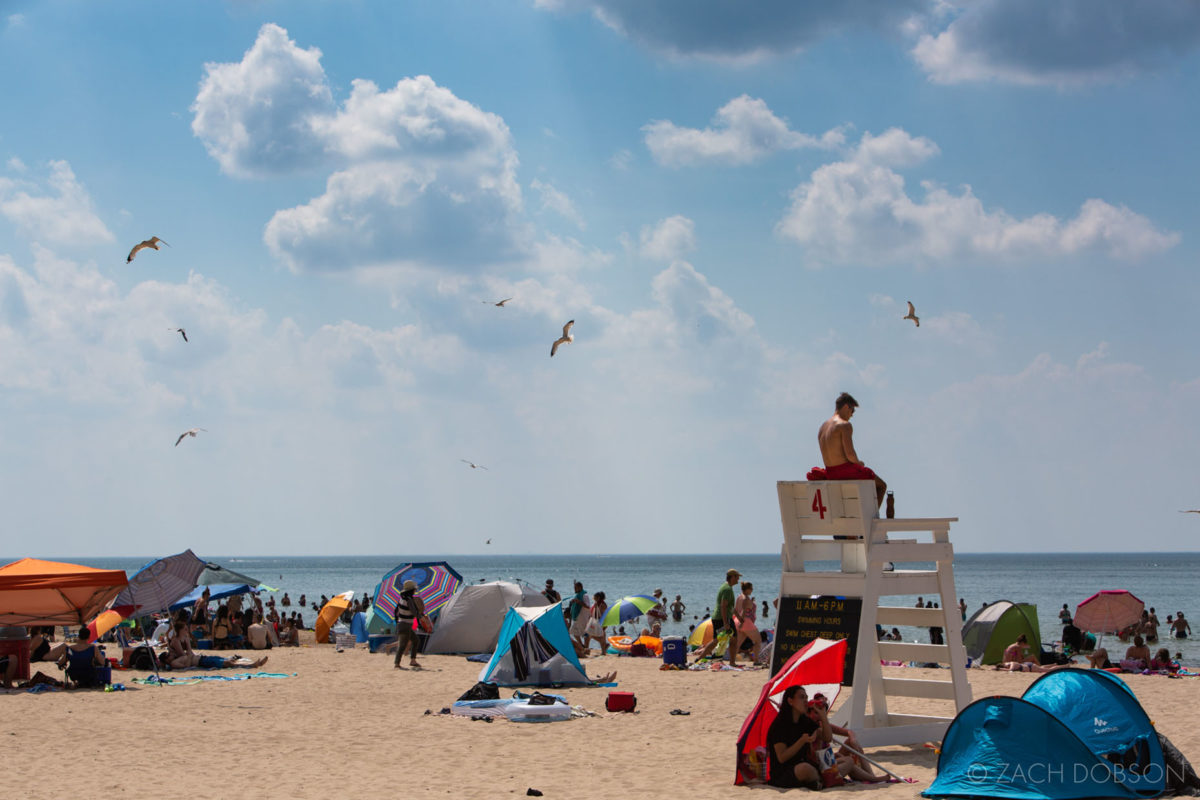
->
xmin=817 ymin=392 xmax=887 ymax=507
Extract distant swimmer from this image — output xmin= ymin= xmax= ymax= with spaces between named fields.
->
xmin=903 ymin=301 xmax=920 ymax=327
xmin=485 ymin=538 xmax=492 ymax=545
xmin=483 ymin=298 xmax=512 ymax=307
xmin=175 ymin=427 xmax=207 ymax=447
xmin=815 ymin=392 xmax=887 ymax=507
xmin=461 ymin=459 xmax=488 ymax=470
xmin=171 ymin=327 xmax=188 ymax=342
xmin=551 ymin=320 xmax=574 ymax=357
xmin=127 ymin=236 xmax=169 ymax=263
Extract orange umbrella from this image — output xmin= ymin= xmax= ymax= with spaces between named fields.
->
xmin=0 ymin=558 xmax=129 ymax=627
xmin=315 ymin=591 xmax=355 ymax=644
xmin=86 ymin=604 xmax=137 ymax=644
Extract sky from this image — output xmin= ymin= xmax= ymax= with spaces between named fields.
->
xmin=0 ymin=0 xmax=1198 ymax=557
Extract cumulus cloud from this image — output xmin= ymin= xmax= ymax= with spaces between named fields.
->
xmin=0 ymin=160 xmax=114 ymax=247
xmin=530 ymin=178 xmax=585 ymax=229
xmin=194 ymin=24 xmax=526 ymax=275
xmin=540 ymin=0 xmax=929 ymax=61
xmin=191 ymin=23 xmax=333 ymax=177
xmin=776 ymin=129 xmax=1179 ymax=265
xmin=912 ymin=0 xmax=1200 ymax=86
xmin=639 ymin=215 xmax=696 ymax=262
xmin=644 ymin=95 xmax=845 ymax=167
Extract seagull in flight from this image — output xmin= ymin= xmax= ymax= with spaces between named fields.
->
xmin=127 ymin=236 xmax=170 ymax=263
xmin=175 ymin=428 xmax=207 ymax=447
xmin=903 ymin=301 xmax=920 ymax=327
xmin=461 ymin=459 xmax=488 ymax=470
xmin=482 ymin=298 xmax=512 ymax=307
xmin=170 ymin=328 xmax=188 ymax=342
xmin=550 ymin=320 xmax=575 ymax=357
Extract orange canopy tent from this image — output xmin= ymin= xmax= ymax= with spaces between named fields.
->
xmin=0 ymin=558 xmax=129 ymax=627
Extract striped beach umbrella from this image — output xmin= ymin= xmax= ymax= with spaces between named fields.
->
xmin=601 ymin=594 xmax=659 ymax=627
xmin=373 ymin=562 xmax=464 ymax=623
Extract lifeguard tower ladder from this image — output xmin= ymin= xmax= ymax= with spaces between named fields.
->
xmin=776 ymin=480 xmax=972 ymax=747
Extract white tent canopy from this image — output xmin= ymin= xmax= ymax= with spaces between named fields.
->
xmin=423 ymin=581 xmax=551 ymax=654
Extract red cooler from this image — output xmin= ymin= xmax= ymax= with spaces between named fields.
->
xmin=0 ymin=638 xmax=31 ymax=681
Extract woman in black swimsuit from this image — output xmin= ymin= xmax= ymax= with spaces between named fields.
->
xmin=30 ymin=626 xmax=66 ymax=663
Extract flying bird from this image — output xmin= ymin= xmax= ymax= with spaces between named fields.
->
xmin=170 ymin=328 xmax=188 ymax=342
xmin=1180 ymin=510 xmax=1200 ymax=514
xmin=461 ymin=459 xmax=488 ymax=470
xmin=903 ymin=301 xmax=920 ymax=327
xmin=550 ymin=320 xmax=575 ymax=357
xmin=175 ymin=428 xmax=207 ymax=447
xmin=127 ymin=236 xmax=170 ymax=263
xmin=483 ymin=298 xmax=512 ymax=307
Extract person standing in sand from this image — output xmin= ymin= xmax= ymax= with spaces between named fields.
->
xmin=392 ymin=580 xmax=428 ymax=670
xmin=817 ymin=392 xmax=887 ymax=508
xmin=692 ymin=568 xmax=740 ymax=664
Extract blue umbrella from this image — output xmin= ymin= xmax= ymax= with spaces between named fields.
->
xmin=168 ymin=583 xmax=256 ymax=611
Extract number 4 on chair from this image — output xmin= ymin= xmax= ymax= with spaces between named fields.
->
xmin=811 ymin=489 xmax=828 ymax=519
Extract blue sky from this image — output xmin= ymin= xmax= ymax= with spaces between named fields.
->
xmin=1 ymin=0 xmax=1197 ymax=557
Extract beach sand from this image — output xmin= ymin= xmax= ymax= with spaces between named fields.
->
xmin=3 ymin=644 xmax=1197 ymax=800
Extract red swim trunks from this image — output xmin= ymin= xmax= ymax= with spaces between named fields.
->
xmin=807 ymin=463 xmax=878 ymax=481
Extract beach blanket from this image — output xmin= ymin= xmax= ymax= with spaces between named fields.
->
xmin=133 ymin=672 xmax=296 ymax=686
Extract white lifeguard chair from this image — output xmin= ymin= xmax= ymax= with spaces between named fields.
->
xmin=775 ymin=480 xmax=972 ymax=747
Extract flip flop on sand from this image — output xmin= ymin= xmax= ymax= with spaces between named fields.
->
xmin=669 ymin=709 xmax=691 ymax=715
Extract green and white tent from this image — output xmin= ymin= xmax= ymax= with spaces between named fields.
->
xmin=961 ymin=600 xmax=1041 ymax=665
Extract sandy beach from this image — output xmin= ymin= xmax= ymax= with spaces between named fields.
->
xmin=4 ymin=641 xmax=1197 ymax=800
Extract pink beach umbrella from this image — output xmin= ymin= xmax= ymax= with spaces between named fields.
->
xmin=1073 ymin=590 xmax=1144 ymax=636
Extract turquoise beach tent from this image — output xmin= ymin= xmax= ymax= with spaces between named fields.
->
xmin=478 ymin=605 xmax=589 ymax=686
xmin=925 ymin=668 xmax=1164 ymax=800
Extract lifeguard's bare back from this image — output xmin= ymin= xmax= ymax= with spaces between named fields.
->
xmin=817 ymin=392 xmax=887 ymax=507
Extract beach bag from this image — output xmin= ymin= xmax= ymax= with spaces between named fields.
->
xmin=128 ymin=646 xmax=156 ymax=671
xmin=815 ymin=744 xmax=844 ymax=787
xmin=606 ymin=691 xmax=637 ymax=712
xmin=458 ymin=681 xmax=499 ymax=701
xmin=418 ymin=616 xmax=433 ymax=634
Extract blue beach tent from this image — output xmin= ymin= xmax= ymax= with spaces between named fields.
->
xmin=478 ymin=605 xmax=589 ymax=686
xmin=168 ymin=583 xmax=256 ymax=611
xmin=925 ymin=668 xmax=1164 ymax=800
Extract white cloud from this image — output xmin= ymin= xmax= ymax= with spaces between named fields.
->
xmin=6 ymin=14 xmax=26 ymax=30
xmin=639 ymin=215 xmax=696 ymax=262
xmin=609 ymin=148 xmax=633 ymax=171
xmin=530 ymin=178 xmax=585 ymax=229
xmin=0 ymin=160 xmax=114 ymax=247
xmin=191 ymin=23 xmax=333 ymax=178
xmin=539 ymin=0 xmax=929 ymax=62
xmin=854 ymin=127 xmax=939 ymax=168
xmin=194 ymin=24 xmax=526 ymax=275
xmin=912 ymin=0 xmax=1200 ymax=86
xmin=776 ymin=130 xmax=1179 ymax=265
xmin=644 ymin=95 xmax=844 ymax=167
xmin=6 ymin=158 xmax=27 ymax=172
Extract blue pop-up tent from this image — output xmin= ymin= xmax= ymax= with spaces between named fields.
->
xmin=168 ymin=583 xmax=256 ymax=611
xmin=478 ymin=604 xmax=588 ymax=686
xmin=925 ymin=668 xmax=1164 ymax=800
